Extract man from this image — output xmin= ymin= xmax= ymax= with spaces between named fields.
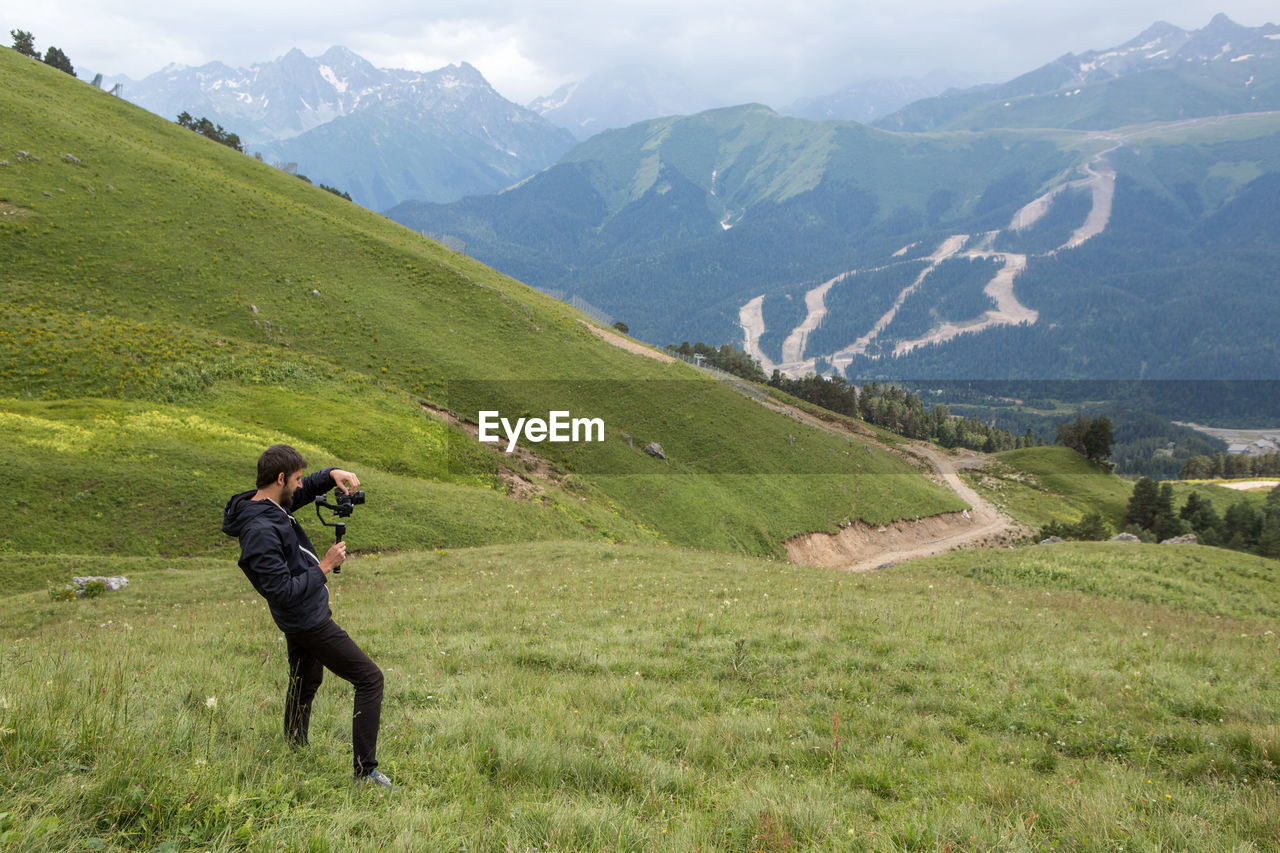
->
xmin=222 ymin=443 xmax=392 ymax=789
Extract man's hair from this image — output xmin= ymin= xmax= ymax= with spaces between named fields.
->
xmin=257 ymin=444 xmax=307 ymax=489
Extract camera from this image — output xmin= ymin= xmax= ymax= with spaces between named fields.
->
xmin=333 ymin=489 xmax=365 ymax=515
xmin=315 ymin=490 xmax=367 ymax=572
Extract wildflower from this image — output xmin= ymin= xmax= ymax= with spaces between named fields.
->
xmin=205 ymin=696 xmax=218 ymax=710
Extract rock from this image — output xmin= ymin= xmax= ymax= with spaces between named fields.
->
xmin=72 ymin=576 xmax=129 ymax=591
xmin=250 ymin=305 xmax=259 ymax=314
xmin=643 ymin=442 xmax=666 ymax=460
xmin=311 ymin=289 xmax=320 ymax=296
xmin=1110 ymin=533 xmax=1142 ymax=543
xmin=1160 ymin=534 xmax=1199 ymax=545
xmin=621 ymin=433 xmax=633 ymax=449
xmin=1039 ymin=536 xmax=1064 ymax=545
xmin=63 ymin=153 xmax=80 ymax=164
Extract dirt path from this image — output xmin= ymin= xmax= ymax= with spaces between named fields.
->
xmin=742 ymin=390 xmax=1024 ymax=571
xmin=578 ymin=315 xmax=1023 ymax=569
xmin=580 ymin=321 xmax=675 ymax=363
xmin=785 ymin=442 xmax=1023 ymax=572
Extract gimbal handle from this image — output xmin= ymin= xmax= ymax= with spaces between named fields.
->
xmin=315 ymin=498 xmax=348 ymax=573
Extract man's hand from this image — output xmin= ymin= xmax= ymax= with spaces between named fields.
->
xmin=331 ymin=468 xmax=361 ymax=495
xmin=331 ymin=469 xmax=361 ymax=495
xmin=319 ymin=540 xmax=347 ymax=575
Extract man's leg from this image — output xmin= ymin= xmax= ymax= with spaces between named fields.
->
xmin=293 ymin=618 xmax=384 ymax=776
xmin=285 ymin=632 xmax=325 ymax=747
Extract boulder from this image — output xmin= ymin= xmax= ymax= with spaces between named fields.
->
xmin=72 ymin=575 xmax=129 ymax=591
xmin=1160 ymin=533 xmax=1199 ymax=545
xmin=1038 ymin=536 xmax=1064 ymax=545
xmin=643 ymin=442 xmax=666 ymax=460
xmin=1110 ymin=533 xmax=1142 ymax=543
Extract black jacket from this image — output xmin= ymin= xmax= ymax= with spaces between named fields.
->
xmin=222 ymin=469 xmax=337 ymax=633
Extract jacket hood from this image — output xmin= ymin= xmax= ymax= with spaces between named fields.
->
xmin=222 ymin=490 xmax=283 ymax=537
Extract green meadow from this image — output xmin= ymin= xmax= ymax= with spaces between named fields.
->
xmin=2 ymin=542 xmax=1278 ymax=850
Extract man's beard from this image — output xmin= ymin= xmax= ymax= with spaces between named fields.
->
xmin=280 ymin=483 xmax=296 ymax=507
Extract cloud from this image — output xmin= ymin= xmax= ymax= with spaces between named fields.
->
xmin=16 ymin=0 xmax=1279 ymax=104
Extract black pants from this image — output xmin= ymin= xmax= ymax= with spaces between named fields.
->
xmin=284 ymin=618 xmax=384 ymax=776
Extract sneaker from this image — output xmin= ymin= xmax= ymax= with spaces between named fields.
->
xmin=355 ymin=769 xmax=395 ymax=790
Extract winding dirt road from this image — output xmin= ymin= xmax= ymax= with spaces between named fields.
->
xmin=785 ymin=442 xmax=1023 ymax=572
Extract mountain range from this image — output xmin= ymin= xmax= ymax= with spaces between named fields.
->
xmin=388 ymin=15 xmax=1280 ymax=383
xmin=102 ymin=46 xmax=576 ymax=208
xmin=877 ymin=13 xmax=1280 ymax=131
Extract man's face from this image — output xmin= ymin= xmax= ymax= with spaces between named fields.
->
xmin=279 ymin=468 xmax=305 ymax=505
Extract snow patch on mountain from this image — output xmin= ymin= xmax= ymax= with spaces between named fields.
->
xmin=318 ymin=65 xmax=348 ymax=94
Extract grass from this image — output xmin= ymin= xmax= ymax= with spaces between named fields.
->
xmin=967 ymin=446 xmax=1270 ymax=537
xmin=0 ymin=392 xmax=658 ymax=557
xmin=962 ymin=446 xmax=1135 ymax=532
xmin=1 ymin=540 xmax=1278 ymax=850
xmin=0 ymin=47 xmax=960 ymax=560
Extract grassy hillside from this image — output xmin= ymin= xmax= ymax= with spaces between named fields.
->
xmin=0 ymin=47 xmax=965 ymax=560
xmin=963 ymin=447 xmax=1135 ymax=532
xmin=2 ymin=540 xmax=1277 ymax=850
xmin=966 ymin=446 xmax=1269 ymax=535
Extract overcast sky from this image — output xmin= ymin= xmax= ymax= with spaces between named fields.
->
xmin=11 ymin=1 xmax=1277 ymax=105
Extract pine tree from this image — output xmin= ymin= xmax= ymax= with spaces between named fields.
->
xmin=10 ymin=29 xmax=38 ymax=58
xmin=1083 ymin=416 xmax=1114 ymax=463
xmin=1260 ymin=485 xmax=1280 ymax=558
xmin=1125 ymin=478 xmax=1159 ymax=531
xmin=1223 ymin=502 xmax=1262 ymax=552
xmin=42 ymin=45 xmax=74 ymax=75
xmin=1151 ymin=483 xmax=1183 ymax=541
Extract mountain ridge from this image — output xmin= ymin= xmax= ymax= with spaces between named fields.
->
xmin=99 ymin=46 xmax=575 ymax=208
xmin=876 ymin=14 xmax=1280 ymax=132
xmin=389 ymin=98 xmax=1280 ymax=381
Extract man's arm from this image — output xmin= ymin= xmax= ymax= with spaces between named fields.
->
xmin=239 ymin=524 xmax=326 ymax=606
xmin=288 ymin=468 xmax=361 ymax=512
